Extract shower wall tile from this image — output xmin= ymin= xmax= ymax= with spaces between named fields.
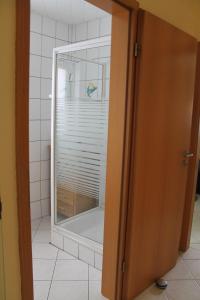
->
xmin=29 ymin=121 xmax=41 ymax=141
xmin=29 ymin=99 xmax=41 ymax=120
xmin=41 ymin=120 xmax=51 ymax=140
xmin=41 ymin=78 xmax=52 ymax=99
xmin=41 ymin=198 xmax=50 ymax=217
xmin=41 ymin=141 xmax=51 ymax=161
xmin=31 ymin=201 xmax=42 ymax=220
xmin=30 ymin=32 xmax=42 ymax=55
xmin=41 ymin=100 xmax=51 ymax=120
xmin=30 ymin=141 xmax=41 ymax=162
xmin=88 ymin=19 xmax=100 ymax=39
xmin=42 ymin=36 xmax=55 ymax=58
xmin=42 ymin=17 xmax=56 ymax=38
xmin=41 ymin=160 xmax=50 ymax=180
xmin=76 ymin=23 xmax=87 ymax=41
xmin=30 ymin=181 xmax=41 ymax=202
xmin=100 ymin=16 xmax=112 ymax=37
xmin=41 ymin=57 xmax=53 ymax=78
xmin=30 ymin=54 xmax=41 ymax=77
xmin=30 ymin=162 xmax=41 ymax=182
xmin=31 ymin=12 xmax=42 ymax=33
xmin=29 ymin=77 xmax=41 ymax=99
xmin=56 ymin=22 xmax=69 ymax=41
xmin=41 ymin=180 xmax=50 ymax=199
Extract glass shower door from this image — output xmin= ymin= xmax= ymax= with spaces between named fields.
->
xmin=53 ymin=46 xmax=109 ymax=226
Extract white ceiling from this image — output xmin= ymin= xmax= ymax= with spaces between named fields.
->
xmin=31 ymin=0 xmax=109 ymax=24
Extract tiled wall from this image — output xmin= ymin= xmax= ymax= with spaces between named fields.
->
xmin=29 ymin=12 xmax=71 ymax=220
xmin=29 ymin=11 xmax=112 ymax=220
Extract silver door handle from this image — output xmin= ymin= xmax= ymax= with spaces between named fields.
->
xmin=184 ymin=152 xmax=194 ymax=158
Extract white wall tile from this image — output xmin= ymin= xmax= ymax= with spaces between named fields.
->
xmin=76 ymin=23 xmax=87 ymax=41
xmin=29 ymin=120 xmax=40 ymax=141
xmin=30 ymin=32 xmax=42 ymax=55
xmin=29 ymin=99 xmax=40 ymax=120
xmin=99 ymin=46 xmax=110 ymax=58
xmin=30 ymin=181 xmax=41 ymax=202
xmin=56 ymin=39 xmax=67 ymax=47
xmin=41 ymin=120 xmax=51 ymax=140
xmin=41 ymin=57 xmax=52 ymax=79
xmin=41 ymin=141 xmax=51 ymax=160
xmin=31 ymin=201 xmax=42 ymax=220
xmin=87 ymin=48 xmax=99 ymax=60
xmin=29 ymin=77 xmax=40 ymax=99
xmin=100 ymin=17 xmax=112 ymax=37
xmin=41 ymin=160 xmax=50 ymax=180
xmin=41 ymin=100 xmax=51 ymax=120
xmin=42 ymin=17 xmax=56 ymax=37
xmin=64 ymin=237 xmax=79 ymax=258
xmin=30 ymin=162 xmax=41 ymax=182
xmin=30 ymin=54 xmax=41 ymax=77
xmin=88 ymin=19 xmax=100 ymax=39
xmin=30 ymin=141 xmax=41 ymax=162
xmin=79 ymin=245 xmax=95 ymax=266
xmin=56 ymin=22 xmax=68 ymax=41
xmin=52 ymin=231 xmax=64 ymax=249
xmin=41 ymin=78 xmax=52 ymax=99
xmin=41 ymin=180 xmax=50 ymax=199
xmin=31 ymin=12 xmax=42 ymax=33
xmin=41 ymin=198 xmax=50 ymax=216
xmin=95 ymin=253 xmax=103 ymax=270
xmin=42 ymin=36 xmax=55 ymax=58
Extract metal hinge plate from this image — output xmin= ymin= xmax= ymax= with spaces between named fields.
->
xmin=135 ymin=42 xmax=141 ymax=57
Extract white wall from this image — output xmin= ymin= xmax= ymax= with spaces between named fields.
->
xmin=29 ymin=10 xmax=112 ymax=220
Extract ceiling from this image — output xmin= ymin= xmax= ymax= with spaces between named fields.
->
xmin=31 ymin=0 xmax=109 ymax=24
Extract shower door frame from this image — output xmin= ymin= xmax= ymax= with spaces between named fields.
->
xmin=51 ymin=36 xmax=112 ymax=230
xmin=15 ymin=1 xmax=139 ymax=300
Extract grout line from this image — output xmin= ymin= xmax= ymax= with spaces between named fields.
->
xmin=47 ymin=243 xmax=59 ymax=300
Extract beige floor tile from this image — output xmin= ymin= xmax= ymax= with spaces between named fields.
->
xmin=163 ymin=258 xmax=193 ymax=280
xmin=182 ymin=244 xmax=200 ymax=260
xmin=184 ymin=260 xmax=200 ymax=279
xmin=166 ymin=280 xmax=200 ymax=300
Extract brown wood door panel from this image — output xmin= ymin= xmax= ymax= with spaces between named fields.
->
xmin=123 ymin=10 xmax=197 ymax=299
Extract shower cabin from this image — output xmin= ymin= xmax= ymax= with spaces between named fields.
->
xmin=51 ymin=37 xmax=111 ymax=269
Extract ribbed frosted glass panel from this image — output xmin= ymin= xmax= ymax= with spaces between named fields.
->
xmin=54 ymin=46 xmax=110 ymax=223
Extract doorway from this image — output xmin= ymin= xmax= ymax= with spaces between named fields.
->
xmin=29 ymin=1 xmax=112 ymax=298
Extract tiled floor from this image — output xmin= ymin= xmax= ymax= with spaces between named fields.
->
xmin=32 ymin=217 xmax=107 ymax=300
xmin=32 ymin=198 xmax=200 ymax=300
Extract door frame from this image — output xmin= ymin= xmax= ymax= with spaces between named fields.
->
xmin=15 ymin=1 xmax=138 ymax=300
xmin=180 ymin=43 xmax=200 ymax=251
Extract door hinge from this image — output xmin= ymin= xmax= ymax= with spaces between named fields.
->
xmin=122 ymin=261 xmax=126 ymax=273
xmin=134 ymin=42 xmax=141 ymax=57
xmin=0 ymin=198 xmax=2 ymax=220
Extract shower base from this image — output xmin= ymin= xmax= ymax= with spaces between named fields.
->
xmin=51 ymin=207 xmax=104 ymax=270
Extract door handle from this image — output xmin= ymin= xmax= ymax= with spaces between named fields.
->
xmin=183 ymin=151 xmax=194 ymax=165
xmin=184 ymin=152 xmax=194 ymax=158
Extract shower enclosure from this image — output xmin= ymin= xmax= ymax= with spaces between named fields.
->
xmin=51 ymin=37 xmax=111 ymax=268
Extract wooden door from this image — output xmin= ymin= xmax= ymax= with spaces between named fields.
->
xmin=123 ymin=10 xmax=197 ymax=299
